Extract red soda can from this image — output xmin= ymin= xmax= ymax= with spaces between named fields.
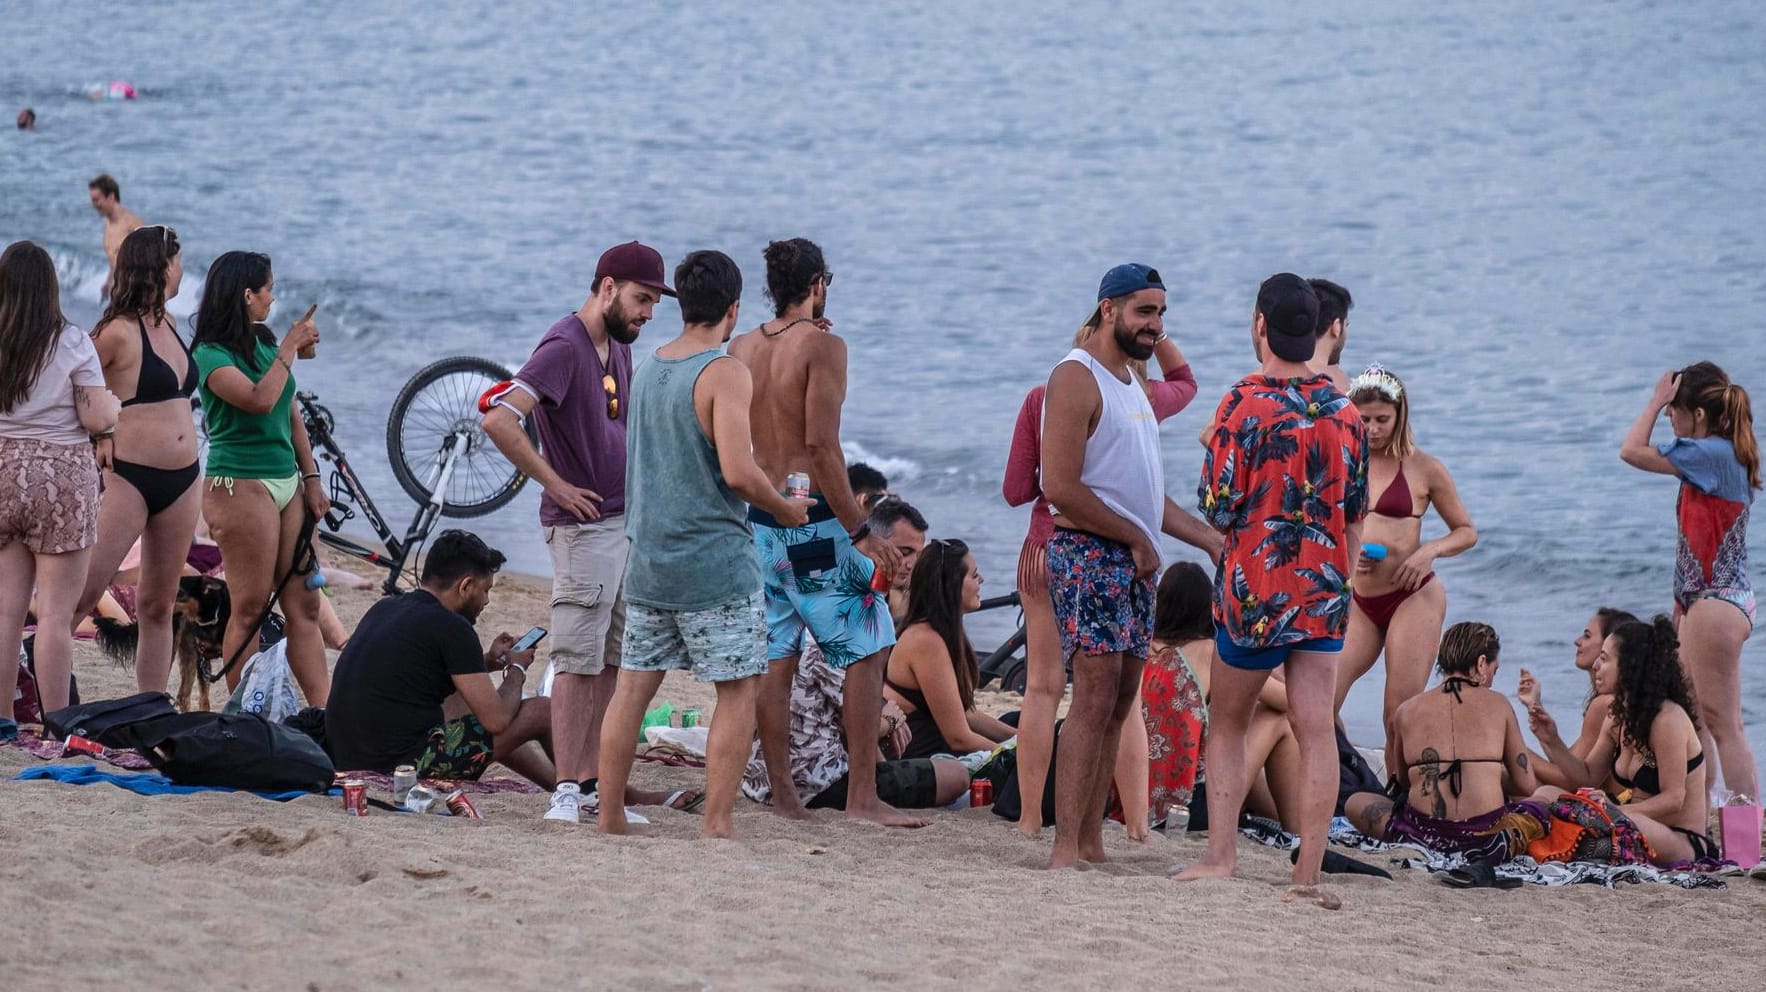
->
xmin=870 ymin=562 xmax=891 ymax=593
xmin=60 ymin=734 xmax=105 ymax=758
xmin=443 ymin=788 xmax=481 ymax=820
xmin=970 ymin=778 xmax=993 ymax=807
xmin=342 ymin=778 xmax=367 ymax=816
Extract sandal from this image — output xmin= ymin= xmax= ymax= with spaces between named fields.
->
xmin=1441 ymin=865 xmax=1521 ymax=890
xmin=664 ymin=789 xmax=706 ymax=814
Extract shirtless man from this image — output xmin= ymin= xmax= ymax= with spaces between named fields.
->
xmin=726 ymin=237 xmax=921 ymax=828
xmin=1307 ymin=278 xmax=1353 ymax=393
xmin=88 ymin=175 xmax=143 ymax=301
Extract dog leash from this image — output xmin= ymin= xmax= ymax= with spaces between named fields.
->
xmin=201 ymin=511 xmax=321 ymax=686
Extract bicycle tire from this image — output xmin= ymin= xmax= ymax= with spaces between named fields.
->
xmin=386 ymin=355 xmax=537 ymax=518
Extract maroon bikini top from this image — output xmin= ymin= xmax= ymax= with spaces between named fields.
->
xmin=1371 ymin=459 xmax=1424 ymax=519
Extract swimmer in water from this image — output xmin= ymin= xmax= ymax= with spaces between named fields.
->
xmin=16 ymin=108 xmax=35 ymax=130
xmin=88 ymin=174 xmax=143 ymax=301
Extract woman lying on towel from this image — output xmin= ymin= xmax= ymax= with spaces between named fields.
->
xmin=1529 ymin=615 xmax=1718 ymax=866
xmin=1344 ymin=622 xmax=1541 ymax=864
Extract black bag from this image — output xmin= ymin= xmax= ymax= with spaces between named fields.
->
xmin=993 ymin=718 xmax=1060 ymax=824
xmin=44 ymin=695 xmax=334 ymax=793
xmin=1335 ymin=724 xmax=1383 ymax=815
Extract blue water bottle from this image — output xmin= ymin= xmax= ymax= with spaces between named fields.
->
xmin=1362 ymin=543 xmax=1387 ymax=563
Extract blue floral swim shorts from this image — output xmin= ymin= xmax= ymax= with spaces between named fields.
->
xmin=1047 ymin=528 xmax=1154 ymax=661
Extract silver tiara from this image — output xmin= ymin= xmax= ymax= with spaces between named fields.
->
xmin=1350 ymin=363 xmax=1402 ymax=401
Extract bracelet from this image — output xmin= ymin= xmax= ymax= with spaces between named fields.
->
xmin=506 ymin=661 xmax=528 ymax=677
xmin=92 ymin=429 xmax=115 ymax=440
xmin=277 ymin=355 xmax=294 ymax=373
xmin=301 ymin=472 xmax=322 ymax=482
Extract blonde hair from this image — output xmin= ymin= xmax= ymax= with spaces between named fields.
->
xmin=1349 ymin=364 xmax=1414 ymax=458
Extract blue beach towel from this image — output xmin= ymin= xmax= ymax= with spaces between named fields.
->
xmin=16 ymin=763 xmax=336 ymax=802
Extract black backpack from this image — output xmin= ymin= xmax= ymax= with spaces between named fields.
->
xmin=45 ymin=693 xmax=334 ymax=793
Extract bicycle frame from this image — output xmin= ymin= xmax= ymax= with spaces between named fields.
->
xmin=297 ymin=391 xmax=467 ymax=596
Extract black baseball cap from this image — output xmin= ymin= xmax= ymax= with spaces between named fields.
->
xmin=1256 ymin=273 xmax=1319 ymax=362
xmin=594 ymin=241 xmax=676 ymax=297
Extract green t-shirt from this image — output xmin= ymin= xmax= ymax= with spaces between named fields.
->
xmin=193 ymin=339 xmax=297 ymax=479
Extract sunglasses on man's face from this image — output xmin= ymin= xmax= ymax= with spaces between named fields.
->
xmin=603 ymin=373 xmax=619 ymax=420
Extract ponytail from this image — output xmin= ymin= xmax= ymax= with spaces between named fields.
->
xmin=1721 ymin=383 xmax=1760 ymax=489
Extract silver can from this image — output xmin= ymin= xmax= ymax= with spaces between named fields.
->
xmin=392 ymin=764 xmax=418 ymax=805
xmin=786 ymin=472 xmax=811 ymax=500
xmin=404 ymin=784 xmax=437 ymax=814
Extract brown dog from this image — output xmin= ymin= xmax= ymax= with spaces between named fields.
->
xmin=93 ymin=575 xmax=231 ymax=712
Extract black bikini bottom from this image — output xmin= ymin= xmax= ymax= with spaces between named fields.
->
xmin=110 ymin=459 xmax=200 ymax=517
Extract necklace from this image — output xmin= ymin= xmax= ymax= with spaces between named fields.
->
xmin=762 ymin=316 xmax=817 ymax=338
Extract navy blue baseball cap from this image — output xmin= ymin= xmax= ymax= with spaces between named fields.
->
xmin=1097 ymin=263 xmax=1164 ymax=301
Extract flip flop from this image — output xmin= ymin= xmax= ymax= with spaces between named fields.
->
xmin=664 ymin=789 xmax=706 ymax=814
xmin=1441 ymin=865 xmax=1521 ymax=889
xmin=1292 ymin=848 xmax=1393 ymax=880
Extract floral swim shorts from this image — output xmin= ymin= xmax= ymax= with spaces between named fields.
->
xmin=1046 ymin=528 xmax=1154 ymax=661
xmin=414 ymin=715 xmax=494 ymax=781
xmin=621 ymin=591 xmax=768 ymax=683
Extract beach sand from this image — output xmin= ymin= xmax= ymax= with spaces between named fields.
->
xmin=4 ymin=553 xmax=1763 ymax=992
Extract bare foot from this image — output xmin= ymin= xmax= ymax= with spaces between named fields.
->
xmin=769 ymin=803 xmax=815 ymax=822
xmin=1017 ymin=823 xmax=1043 ymax=839
xmin=1282 ymin=885 xmax=1342 ymax=910
xmin=1079 ymin=841 xmax=1109 ymax=864
xmin=599 ymin=814 xmax=631 ymax=836
xmin=1172 ymin=859 xmax=1234 ymax=882
xmin=846 ymin=801 xmax=930 ymax=829
xmin=1048 ymin=849 xmax=1082 ymax=870
xmin=700 ymin=819 xmax=735 ymax=840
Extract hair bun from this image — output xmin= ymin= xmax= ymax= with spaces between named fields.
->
xmin=1649 ymin=614 xmax=1679 ymax=656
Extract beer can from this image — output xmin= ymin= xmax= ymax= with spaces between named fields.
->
xmin=680 ymin=708 xmax=701 ymax=729
xmin=443 ymin=788 xmax=481 ymax=820
xmin=970 ymin=778 xmax=993 ymax=808
xmin=60 ymin=734 xmax=105 ymax=758
xmin=870 ymin=562 xmax=891 ymax=593
xmin=392 ymin=764 xmax=418 ymax=805
xmin=342 ymin=778 xmax=367 ymax=816
xmin=786 ymin=472 xmax=811 ymax=500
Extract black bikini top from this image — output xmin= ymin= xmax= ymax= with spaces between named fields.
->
xmin=1614 ymin=750 xmax=1705 ymax=796
xmin=1403 ymin=676 xmax=1506 ymax=798
xmin=121 ymin=316 xmax=196 ymax=407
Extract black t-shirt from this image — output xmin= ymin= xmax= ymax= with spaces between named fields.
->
xmin=324 ymin=589 xmax=486 ymax=771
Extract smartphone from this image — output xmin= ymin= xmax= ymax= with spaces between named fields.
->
xmin=512 ymin=625 xmax=548 ymax=652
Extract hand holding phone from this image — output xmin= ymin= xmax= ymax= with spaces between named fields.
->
xmin=512 ymin=625 xmax=548 ymax=653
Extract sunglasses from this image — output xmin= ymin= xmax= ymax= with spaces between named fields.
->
xmin=142 ymin=224 xmax=176 ymax=253
xmin=822 ymin=270 xmax=834 ymax=287
xmin=603 ymin=373 xmax=619 ymax=420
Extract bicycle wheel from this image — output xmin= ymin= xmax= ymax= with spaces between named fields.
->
xmin=387 ymin=356 xmax=537 ymax=518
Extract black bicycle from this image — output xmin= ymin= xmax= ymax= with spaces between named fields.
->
xmin=298 ymin=356 xmax=538 ymax=595
xmin=975 ymin=592 xmax=1028 ymax=692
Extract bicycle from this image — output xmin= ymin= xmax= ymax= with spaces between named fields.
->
xmin=297 ymin=356 xmax=538 ymax=596
xmin=974 ymin=592 xmax=1028 ymax=692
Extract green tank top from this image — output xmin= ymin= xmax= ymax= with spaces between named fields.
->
xmin=622 ymin=349 xmax=760 ymax=610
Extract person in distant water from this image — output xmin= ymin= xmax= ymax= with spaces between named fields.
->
xmin=596 ymin=250 xmax=812 ymax=839
xmin=1515 ymin=607 xmax=1638 ymax=790
xmin=1179 ymin=274 xmax=1367 ymax=909
xmin=74 ymin=226 xmax=202 ymax=695
xmin=16 ymin=108 xmax=35 ymax=131
xmin=1343 ymin=622 xmax=1539 ymax=863
xmin=728 ymin=236 xmax=921 ymax=828
xmin=481 ymin=241 xmax=679 ymax=824
xmin=866 ymin=496 xmax=928 ymax=623
xmin=0 ymin=241 xmax=120 ymax=734
xmin=1620 ymin=362 xmax=1760 ymax=802
xmin=87 ymin=174 xmax=142 ymax=301
xmin=190 ymin=252 xmax=330 ymax=704
xmin=1331 ymin=365 xmax=1478 ymax=732
xmin=849 ymin=462 xmax=891 ymax=510
xmin=325 ymin=530 xmax=557 ymax=786
xmin=1529 ymin=616 xmax=1718 ymax=865
xmin=1307 ymin=279 xmax=1353 ymax=393
xmin=1004 ymin=281 xmax=1212 ymax=837
xmin=1039 ymin=263 xmax=1221 ymax=869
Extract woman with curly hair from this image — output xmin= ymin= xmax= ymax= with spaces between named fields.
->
xmin=1530 ymin=616 xmax=1716 ymax=865
xmin=1621 ymin=362 xmax=1759 ymax=802
xmin=1332 ymin=364 xmax=1479 ymax=733
xmin=73 ymin=225 xmax=202 ymax=693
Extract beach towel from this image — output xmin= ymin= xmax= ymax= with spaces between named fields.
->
xmin=15 ymin=763 xmax=331 ymax=802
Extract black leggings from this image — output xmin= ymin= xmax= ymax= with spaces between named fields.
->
xmin=110 ymin=459 xmax=200 ymax=517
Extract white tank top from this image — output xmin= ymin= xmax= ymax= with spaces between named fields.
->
xmin=1042 ymin=348 xmax=1165 ymax=549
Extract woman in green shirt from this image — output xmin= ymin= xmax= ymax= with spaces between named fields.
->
xmin=191 ymin=251 xmax=331 ymax=705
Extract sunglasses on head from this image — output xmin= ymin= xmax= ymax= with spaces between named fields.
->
xmin=603 ymin=373 xmax=619 ymax=420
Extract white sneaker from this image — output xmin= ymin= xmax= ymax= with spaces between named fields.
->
xmin=543 ymin=782 xmax=582 ymax=823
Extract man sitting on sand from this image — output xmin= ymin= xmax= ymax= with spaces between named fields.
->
xmin=324 ymin=530 xmax=556 ymax=787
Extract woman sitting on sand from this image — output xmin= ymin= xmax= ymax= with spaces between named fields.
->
xmin=883 ymin=539 xmax=1017 ymax=759
xmin=1529 ymin=616 xmax=1718 ymax=865
xmin=1332 ymin=365 xmax=1478 ymax=733
xmin=1515 ymin=606 xmax=1637 ymax=789
xmin=190 ymin=252 xmax=330 ymax=704
xmin=1129 ymin=561 xmax=1300 ymax=833
xmin=1343 ymin=622 xmax=1539 ymax=864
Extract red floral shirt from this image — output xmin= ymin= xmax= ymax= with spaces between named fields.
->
xmin=1198 ymin=374 xmax=1368 ymax=648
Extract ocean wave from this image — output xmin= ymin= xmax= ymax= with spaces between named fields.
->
xmin=841 ymin=441 xmax=920 ymax=483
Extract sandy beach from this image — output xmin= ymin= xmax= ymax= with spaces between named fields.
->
xmin=4 ymin=552 xmax=1764 ymax=992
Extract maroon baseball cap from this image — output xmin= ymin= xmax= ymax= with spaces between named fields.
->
xmin=594 ymin=241 xmax=675 ymax=297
